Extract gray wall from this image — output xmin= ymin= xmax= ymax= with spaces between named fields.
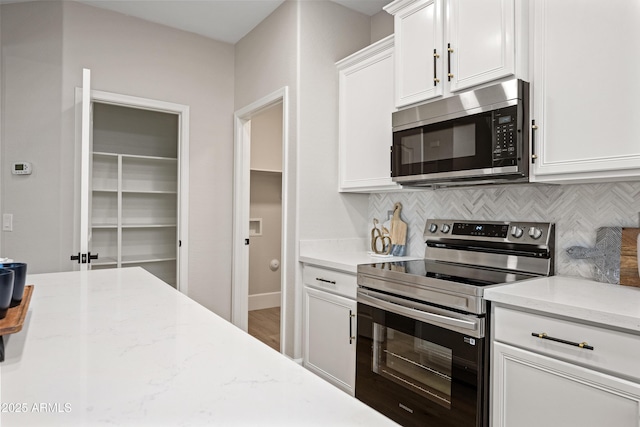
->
xmin=1 ymin=1 xmax=64 ymax=272
xmin=1 ymin=1 xmax=235 ymax=317
xmin=236 ymin=0 xmax=374 ymax=357
xmin=371 ymin=9 xmax=394 ymax=43
xmin=298 ymin=0 xmax=371 ymax=241
xmin=369 ymin=182 xmax=640 ymax=281
xmin=235 ymin=0 xmax=300 ymax=357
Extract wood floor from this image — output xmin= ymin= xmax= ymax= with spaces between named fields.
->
xmin=248 ymin=307 xmax=280 ymax=352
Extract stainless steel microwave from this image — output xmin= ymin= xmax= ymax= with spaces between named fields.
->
xmin=391 ymin=79 xmax=529 ymax=187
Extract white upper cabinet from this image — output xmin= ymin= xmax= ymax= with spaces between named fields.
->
xmin=337 ymin=35 xmax=400 ymax=192
xmin=385 ymin=0 xmax=519 ymax=108
xmin=531 ymin=0 xmax=640 ymax=183
xmin=447 ymin=0 xmax=515 ymax=92
xmin=387 ymin=0 xmax=443 ymax=107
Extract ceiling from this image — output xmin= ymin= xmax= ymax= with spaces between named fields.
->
xmin=43 ymin=0 xmax=389 ymax=45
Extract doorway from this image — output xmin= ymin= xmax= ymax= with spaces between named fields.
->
xmin=75 ymin=69 xmax=189 ymax=293
xmin=247 ymin=104 xmax=282 ymax=351
xmin=232 ymin=88 xmax=289 ymax=354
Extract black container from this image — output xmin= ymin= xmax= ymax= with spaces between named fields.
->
xmin=0 ymin=263 xmax=27 ymax=307
xmin=0 ymin=269 xmax=14 ymax=319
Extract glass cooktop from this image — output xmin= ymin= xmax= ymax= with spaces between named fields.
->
xmin=359 ymin=259 xmax=538 ymax=288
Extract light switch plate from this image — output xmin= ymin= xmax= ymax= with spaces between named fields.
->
xmin=2 ymin=214 xmax=12 ymax=232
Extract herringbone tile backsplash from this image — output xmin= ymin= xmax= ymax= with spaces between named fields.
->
xmin=369 ymin=182 xmax=640 ymax=280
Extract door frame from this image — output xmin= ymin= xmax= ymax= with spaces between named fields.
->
xmin=232 ymin=87 xmax=289 ymax=354
xmin=74 ymin=86 xmax=190 ymax=293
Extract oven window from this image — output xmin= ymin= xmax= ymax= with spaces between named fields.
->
xmin=373 ymin=324 xmax=452 ymax=409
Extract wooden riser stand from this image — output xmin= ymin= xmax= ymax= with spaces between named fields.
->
xmin=0 ymin=285 xmax=34 ymax=362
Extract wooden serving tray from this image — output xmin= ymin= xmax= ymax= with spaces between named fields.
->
xmin=0 ymin=285 xmax=33 ymax=335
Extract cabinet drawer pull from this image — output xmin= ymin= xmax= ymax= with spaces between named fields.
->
xmin=531 ymin=332 xmax=594 ymax=350
xmin=433 ymin=49 xmax=440 ymax=86
xmin=349 ymin=310 xmax=356 ymax=344
xmin=447 ymin=43 xmax=453 ymax=81
xmin=315 ymin=277 xmax=336 ymax=285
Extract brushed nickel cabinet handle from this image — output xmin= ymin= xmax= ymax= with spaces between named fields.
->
xmin=531 ymin=120 xmax=538 ymax=163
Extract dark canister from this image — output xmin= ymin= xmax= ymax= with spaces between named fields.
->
xmin=0 ymin=269 xmax=14 ymax=319
xmin=0 ymin=263 xmax=27 ymax=307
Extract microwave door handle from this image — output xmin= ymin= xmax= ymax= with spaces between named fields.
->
xmin=358 ymin=292 xmax=480 ymax=335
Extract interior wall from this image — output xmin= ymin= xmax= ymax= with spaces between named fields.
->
xmin=249 ymin=104 xmax=283 ymax=308
xmin=250 ymin=105 xmax=283 ymax=172
xmin=0 ymin=1 xmax=64 ymax=271
xmin=297 ymin=1 xmax=371 ymax=242
xmin=234 ymin=0 xmax=299 ymax=357
xmin=0 ymin=4 xmax=3 ymax=254
xmin=1 ymin=1 xmax=235 ymax=319
xmin=370 ymin=9 xmax=394 ymax=43
xmin=235 ymin=0 xmax=372 ymax=358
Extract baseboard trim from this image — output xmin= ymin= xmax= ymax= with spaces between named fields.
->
xmin=248 ymin=291 xmax=281 ymax=311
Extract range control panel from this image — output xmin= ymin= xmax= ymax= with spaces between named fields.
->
xmin=425 ymin=219 xmax=554 ymax=245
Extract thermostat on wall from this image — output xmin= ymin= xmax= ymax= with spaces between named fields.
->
xmin=12 ymin=162 xmax=32 ymax=175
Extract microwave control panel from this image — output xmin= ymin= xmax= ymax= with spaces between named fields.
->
xmin=492 ymin=106 xmax=518 ymax=166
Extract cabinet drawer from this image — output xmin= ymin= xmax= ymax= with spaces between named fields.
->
xmin=494 ymin=306 xmax=640 ymax=382
xmin=302 ymin=265 xmax=356 ymax=299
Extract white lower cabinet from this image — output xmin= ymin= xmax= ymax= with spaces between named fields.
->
xmin=492 ymin=306 xmax=640 ymax=427
xmin=302 ymin=265 xmax=357 ymax=395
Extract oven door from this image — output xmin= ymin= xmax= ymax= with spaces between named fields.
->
xmin=356 ymin=290 xmax=486 ymax=427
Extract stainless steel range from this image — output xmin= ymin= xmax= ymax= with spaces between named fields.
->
xmin=355 ymin=219 xmax=555 ymax=427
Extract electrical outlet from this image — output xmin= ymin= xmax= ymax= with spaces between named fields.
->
xmin=387 ymin=210 xmax=394 ymax=220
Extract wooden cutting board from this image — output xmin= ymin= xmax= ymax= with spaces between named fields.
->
xmin=620 ymin=228 xmax=640 ymax=287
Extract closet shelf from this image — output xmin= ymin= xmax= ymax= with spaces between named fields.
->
xmin=121 ymin=189 xmax=177 ymax=195
xmin=122 ymin=224 xmax=177 ymax=229
xmin=91 ymin=257 xmax=118 ymax=266
xmin=94 ymin=151 xmax=177 ymax=162
xmin=121 ymin=255 xmax=177 ymax=264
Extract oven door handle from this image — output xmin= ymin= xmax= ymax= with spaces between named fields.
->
xmin=358 ymin=291 xmax=483 ymax=337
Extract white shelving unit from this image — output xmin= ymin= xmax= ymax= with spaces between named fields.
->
xmin=89 ymin=103 xmax=179 ymax=287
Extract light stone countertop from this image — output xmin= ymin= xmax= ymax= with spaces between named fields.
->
xmin=299 ymin=238 xmax=419 ymax=273
xmin=0 ymin=267 xmax=398 ymax=426
xmin=484 ymin=275 xmax=640 ymax=333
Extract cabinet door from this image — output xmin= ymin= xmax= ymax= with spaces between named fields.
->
xmin=303 ymin=286 xmax=356 ymax=395
xmin=532 ymin=0 xmax=640 ymax=182
xmin=392 ymin=0 xmax=443 ymax=107
xmin=447 ymin=0 xmax=515 ymax=92
xmin=492 ymin=342 xmax=640 ymax=427
xmin=338 ymin=36 xmax=400 ymax=192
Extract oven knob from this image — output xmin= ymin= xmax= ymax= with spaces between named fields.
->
xmin=510 ymin=226 xmax=524 ymax=238
xmin=429 ymin=223 xmax=438 ymax=233
xmin=441 ymin=224 xmax=451 ymax=233
xmin=528 ymin=227 xmax=543 ymax=240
